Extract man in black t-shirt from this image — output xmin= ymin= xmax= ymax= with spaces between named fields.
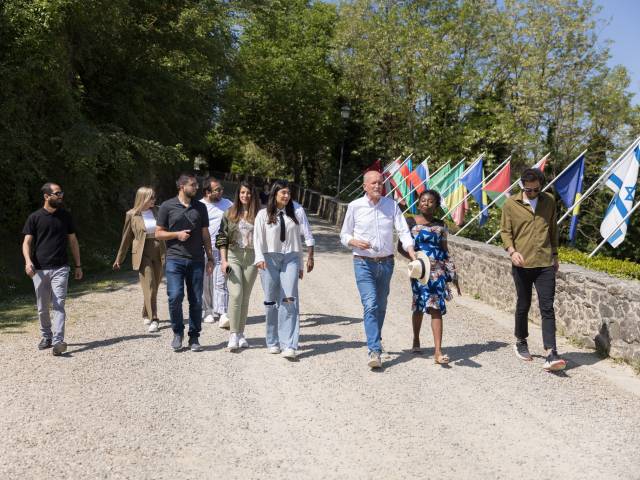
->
xmin=156 ymin=173 xmax=214 ymax=352
xmin=22 ymin=182 xmax=83 ymax=356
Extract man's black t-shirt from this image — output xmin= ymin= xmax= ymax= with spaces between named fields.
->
xmin=157 ymin=196 xmax=209 ymax=260
xmin=22 ymin=208 xmax=76 ymax=269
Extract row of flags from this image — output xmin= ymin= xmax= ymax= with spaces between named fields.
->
xmin=349 ymin=136 xmax=640 ymax=255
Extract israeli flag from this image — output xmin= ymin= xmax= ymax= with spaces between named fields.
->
xmin=600 ymin=145 xmax=640 ymax=248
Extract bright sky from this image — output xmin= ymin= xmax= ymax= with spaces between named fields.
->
xmin=597 ymin=0 xmax=640 ymax=104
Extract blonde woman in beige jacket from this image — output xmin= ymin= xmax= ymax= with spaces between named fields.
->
xmin=114 ymin=187 xmax=166 ymax=332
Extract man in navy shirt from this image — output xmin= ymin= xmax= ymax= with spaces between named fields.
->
xmin=22 ymin=182 xmax=83 ymax=356
xmin=156 ymin=173 xmax=214 ymax=352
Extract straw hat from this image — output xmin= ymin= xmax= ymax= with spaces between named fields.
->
xmin=407 ymin=251 xmax=430 ymax=285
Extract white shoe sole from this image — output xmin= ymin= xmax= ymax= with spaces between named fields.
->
xmin=513 ymin=345 xmax=533 ymax=361
xmin=282 ymin=350 xmax=297 ymax=359
xmin=543 ymin=360 xmax=567 ymax=372
xmin=267 ymin=348 xmax=281 ymax=354
xmin=367 ymin=359 xmax=382 ymax=369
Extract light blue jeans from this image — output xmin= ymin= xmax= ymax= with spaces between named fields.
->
xmin=260 ymin=252 xmax=300 ymax=350
xmin=353 ymin=257 xmax=394 ymax=353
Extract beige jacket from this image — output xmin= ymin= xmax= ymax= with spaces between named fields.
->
xmin=115 ymin=207 xmax=166 ymax=271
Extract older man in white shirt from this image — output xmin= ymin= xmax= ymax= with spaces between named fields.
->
xmin=340 ymin=170 xmax=416 ymax=369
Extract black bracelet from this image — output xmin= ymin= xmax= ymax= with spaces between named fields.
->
xmin=75 ymin=265 xmax=82 ymax=268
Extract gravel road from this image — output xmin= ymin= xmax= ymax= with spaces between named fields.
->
xmin=2 ymin=215 xmax=640 ymax=480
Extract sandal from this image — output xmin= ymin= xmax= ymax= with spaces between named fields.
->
xmin=434 ymin=353 xmax=450 ymax=365
xmin=411 ymin=346 xmax=422 ymax=354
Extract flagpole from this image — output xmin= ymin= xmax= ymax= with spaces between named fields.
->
xmin=439 ymin=153 xmax=487 ymax=216
xmin=482 ymin=150 xmax=552 ymax=243
xmin=484 ymin=150 xmax=593 ymax=243
xmin=588 ymin=200 xmax=640 ymax=257
xmin=405 ymin=157 xmax=466 ymax=211
xmin=438 ymin=154 xmax=484 ymax=201
xmin=402 ymin=158 xmax=450 ymax=212
xmin=341 ymin=155 xmax=400 ymax=196
xmin=557 ymin=136 xmax=640 ymax=226
xmin=442 ymin=154 xmax=510 ymax=219
xmin=398 ymin=156 xmax=431 ymax=200
xmin=385 ymin=153 xmax=415 ymax=198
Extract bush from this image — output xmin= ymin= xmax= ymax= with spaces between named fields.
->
xmin=558 ymin=247 xmax=640 ymax=281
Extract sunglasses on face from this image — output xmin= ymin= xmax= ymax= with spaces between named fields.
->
xmin=523 ymin=188 xmax=540 ymax=193
xmin=211 ymin=188 xmax=223 ymax=193
xmin=48 ymin=191 xmax=64 ymax=197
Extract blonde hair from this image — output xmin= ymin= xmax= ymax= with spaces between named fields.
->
xmin=128 ymin=186 xmax=156 ymax=215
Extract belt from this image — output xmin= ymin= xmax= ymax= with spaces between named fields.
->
xmin=353 ymin=254 xmax=394 ymax=263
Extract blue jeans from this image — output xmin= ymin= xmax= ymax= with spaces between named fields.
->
xmin=353 ymin=257 xmax=394 ymax=353
xmin=260 ymin=252 xmax=300 ymax=350
xmin=166 ymin=257 xmax=205 ymax=340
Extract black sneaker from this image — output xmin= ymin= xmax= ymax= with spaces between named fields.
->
xmin=52 ymin=342 xmax=67 ymax=356
xmin=514 ymin=339 xmax=532 ymax=361
xmin=38 ymin=338 xmax=52 ymax=350
xmin=189 ymin=339 xmax=203 ymax=352
xmin=543 ymin=350 xmax=567 ymax=372
xmin=171 ymin=334 xmax=183 ymax=352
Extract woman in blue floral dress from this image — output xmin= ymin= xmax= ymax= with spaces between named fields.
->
xmin=400 ymin=190 xmax=461 ymax=364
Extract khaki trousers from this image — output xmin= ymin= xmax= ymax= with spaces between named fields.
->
xmin=140 ymin=238 xmax=164 ymax=320
xmin=227 ymin=247 xmax=258 ymax=333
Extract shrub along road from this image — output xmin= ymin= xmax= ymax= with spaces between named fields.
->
xmin=1 ymin=216 xmax=639 ymax=479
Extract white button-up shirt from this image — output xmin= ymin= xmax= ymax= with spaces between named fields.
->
xmin=253 ymin=208 xmax=303 ymax=265
xmin=293 ymin=201 xmax=315 ymax=247
xmin=340 ymin=194 xmax=413 ymax=257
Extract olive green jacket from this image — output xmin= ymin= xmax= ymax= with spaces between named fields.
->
xmin=215 ymin=211 xmax=254 ymax=250
xmin=500 ymin=191 xmax=558 ymax=268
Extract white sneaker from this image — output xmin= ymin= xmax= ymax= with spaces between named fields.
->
xmin=227 ymin=333 xmax=239 ymax=351
xmin=238 ymin=335 xmax=249 ymax=349
xmin=143 ymin=317 xmax=151 ymax=326
xmin=282 ymin=348 xmax=297 ymax=359
xmin=148 ymin=321 xmax=159 ymax=333
xmin=267 ymin=346 xmax=281 ymax=354
xmin=203 ymin=314 xmax=215 ymax=324
xmin=218 ymin=313 xmax=230 ymax=329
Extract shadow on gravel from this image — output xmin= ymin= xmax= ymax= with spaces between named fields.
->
xmin=66 ymin=334 xmax=160 ymax=355
xmin=559 ymin=350 xmax=606 ymax=372
xmin=310 ymin=231 xmax=346 ymax=255
xmin=300 ymin=313 xmax=361 ymax=327
xmin=382 ymin=340 xmax=509 ymax=370
xmin=246 ymin=315 xmax=264 ymax=326
xmin=297 ymin=333 xmax=365 ymax=359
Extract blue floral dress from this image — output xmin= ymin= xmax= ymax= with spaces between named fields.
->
xmin=410 ymin=221 xmax=457 ymax=315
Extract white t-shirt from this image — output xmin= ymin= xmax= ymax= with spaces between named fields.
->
xmin=200 ymin=198 xmax=233 ymax=246
xmin=523 ymin=195 xmax=538 ymax=213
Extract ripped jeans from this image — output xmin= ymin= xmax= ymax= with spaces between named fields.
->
xmin=259 ymin=252 xmax=301 ymax=350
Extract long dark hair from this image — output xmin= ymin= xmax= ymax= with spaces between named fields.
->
xmin=266 ymin=180 xmax=298 ymax=225
xmin=228 ymin=180 xmax=260 ymax=224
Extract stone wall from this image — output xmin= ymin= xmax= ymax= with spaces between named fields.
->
xmin=219 ymin=173 xmax=640 ymax=363
xmin=445 ymin=235 xmax=640 ymax=362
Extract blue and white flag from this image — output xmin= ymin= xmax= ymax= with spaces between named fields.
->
xmin=600 ymin=144 xmax=640 ymax=248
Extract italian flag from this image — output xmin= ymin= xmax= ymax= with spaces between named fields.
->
xmin=483 ymin=160 xmax=511 ymax=207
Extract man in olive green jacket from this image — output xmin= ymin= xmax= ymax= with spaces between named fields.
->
xmin=501 ymin=168 xmax=566 ymax=372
